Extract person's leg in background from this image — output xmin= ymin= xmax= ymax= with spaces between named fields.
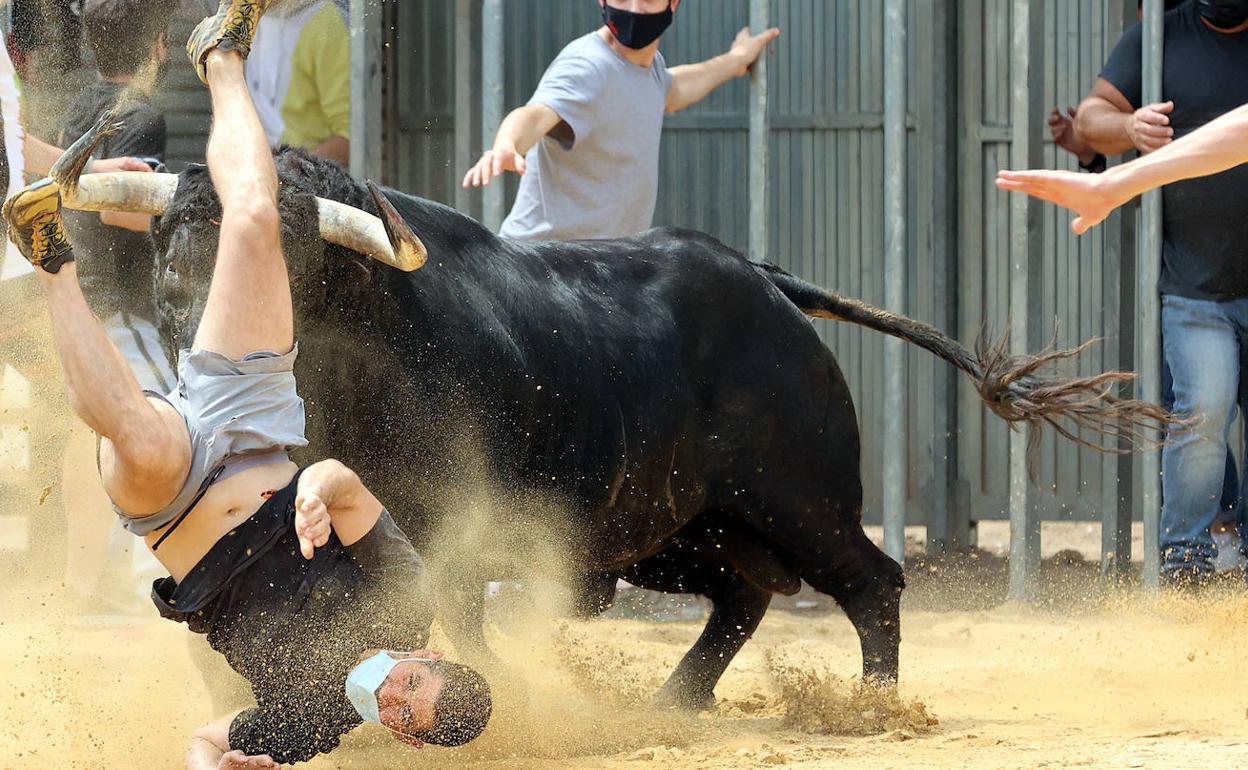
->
xmin=1159 ymin=294 xmax=1241 ymax=586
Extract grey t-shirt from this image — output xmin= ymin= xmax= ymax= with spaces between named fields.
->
xmin=499 ymin=31 xmax=672 ymax=241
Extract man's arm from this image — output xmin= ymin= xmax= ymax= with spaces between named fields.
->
xmin=186 ymin=711 xmax=280 ymax=770
xmin=313 ymin=134 xmax=349 ymax=166
xmin=462 ymin=103 xmax=562 ymax=188
xmin=1074 ymin=78 xmax=1174 ymax=156
xmin=665 ymin=26 xmax=780 ymax=113
xmin=23 ymin=133 xmax=151 ymax=177
xmin=294 ymin=458 xmax=385 ymax=557
xmin=998 ymin=102 xmax=1248 ymax=234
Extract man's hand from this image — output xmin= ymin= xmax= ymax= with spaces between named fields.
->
xmin=216 ymin=750 xmax=281 ymax=769
xmin=995 ymin=168 xmax=1119 ymax=235
xmin=727 ymin=26 xmax=780 ymax=77
xmin=462 ymin=144 xmax=527 ymax=188
xmin=89 ymin=156 xmax=155 ymax=174
xmin=1048 ymin=106 xmax=1097 ymax=166
xmin=1125 ymin=100 xmax=1175 ymax=153
xmin=294 ymin=487 xmax=332 ymax=560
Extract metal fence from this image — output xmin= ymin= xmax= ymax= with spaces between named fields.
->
xmin=7 ymin=1 xmax=1164 ymax=589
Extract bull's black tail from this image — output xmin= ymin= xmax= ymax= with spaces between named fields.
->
xmin=754 ymin=262 xmax=1184 ymax=454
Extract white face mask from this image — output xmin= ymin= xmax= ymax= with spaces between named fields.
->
xmin=345 ymin=650 xmax=435 ymax=725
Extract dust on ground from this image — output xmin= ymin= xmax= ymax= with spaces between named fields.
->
xmin=3 ymin=551 xmax=1248 ymax=770
xmin=3 ymin=293 xmax=1248 ymax=769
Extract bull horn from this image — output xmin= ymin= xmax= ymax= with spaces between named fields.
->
xmin=318 ymin=185 xmax=427 ymax=272
xmin=62 ymin=174 xmax=426 ymax=272
xmin=51 ymin=113 xmax=427 ymax=271
xmin=61 ymin=172 xmax=181 ymax=215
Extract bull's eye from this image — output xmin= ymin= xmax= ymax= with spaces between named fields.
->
xmin=165 ymin=263 xmax=178 ymax=277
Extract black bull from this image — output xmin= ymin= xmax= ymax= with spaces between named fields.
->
xmin=151 ymin=150 xmax=1169 ymax=709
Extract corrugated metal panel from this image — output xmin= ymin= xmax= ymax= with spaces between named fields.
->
xmin=958 ymin=0 xmax=1130 ymax=521
xmin=384 ymin=0 xmax=459 ymax=201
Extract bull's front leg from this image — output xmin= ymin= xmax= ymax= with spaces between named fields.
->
xmin=431 ymin=566 xmax=497 ymax=665
xmin=624 ymin=550 xmax=771 ymax=710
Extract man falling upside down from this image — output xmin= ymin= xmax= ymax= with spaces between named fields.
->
xmin=3 ymin=1 xmax=490 ymax=766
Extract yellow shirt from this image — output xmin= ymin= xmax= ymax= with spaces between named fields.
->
xmin=280 ymin=4 xmax=350 ymax=150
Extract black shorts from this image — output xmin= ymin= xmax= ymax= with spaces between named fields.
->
xmin=152 ymin=469 xmax=430 ymax=687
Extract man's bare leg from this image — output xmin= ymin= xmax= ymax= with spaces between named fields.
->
xmin=1 ymin=189 xmax=191 ymax=513
xmin=191 ymin=50 xmax=291 ymax=359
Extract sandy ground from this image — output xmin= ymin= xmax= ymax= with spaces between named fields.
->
xmin=3 ymin=297 xmax=1247 ymax=769
xmin=2 ymin=555 xmax=1247 ymax=770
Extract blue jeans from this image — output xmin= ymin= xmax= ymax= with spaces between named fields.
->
xmin=1160 ymin=294 xmax=1248 ymax=573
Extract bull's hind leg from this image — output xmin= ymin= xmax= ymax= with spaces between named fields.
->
xmin=623 ymin=547 xmax=772 ymax=710
xmin=793 ymin=525 xmax=903 ymax=682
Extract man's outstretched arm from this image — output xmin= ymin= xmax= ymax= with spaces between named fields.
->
xmin=186 ymin=712 xmax=280 ymax=770
xmin=997 ymin=101 xmax=1248 ymax=234
xmin=665 ymin=26 xmax=779 ymax=113
xmin=462 ymin=103 xmax=562 ymax=188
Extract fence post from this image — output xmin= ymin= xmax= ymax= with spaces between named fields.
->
xmin=349 ymin=0 xmax=383 ymax=181
xmin=481 ymin=0 xmax=505 ymax=232
xmin=748 ymin=0 xmax=769 ymax=262
xmin=1007 ymin=0 xmax=1044 ymax=601
xmin=882 ymin=0 xmax=908 ymax=564
xmin=454 ymin=0 xmax=474 ymax=215
xmin=1138 ymin=0 xmax=1164 ymax=590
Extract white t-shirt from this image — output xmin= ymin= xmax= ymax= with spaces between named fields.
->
xmin=0 ymin=32 xmax=29 ymax=280
xmin=500 ymin=32 xmax=672 ymax=241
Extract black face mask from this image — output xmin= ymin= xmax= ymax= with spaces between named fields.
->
xmin=602 ymin=2 xmax=673 ymax=50
xmin=1197 ymin=0 xmax=1248 ymax=28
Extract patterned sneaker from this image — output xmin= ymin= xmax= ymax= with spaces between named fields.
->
xmin=186 ymin=0 xmax=274 ymax=84
xmin=2 ymin=179 xmax=74 ymax=274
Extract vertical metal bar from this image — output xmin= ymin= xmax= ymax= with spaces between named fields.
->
xmin=1007 ymin=0 xmax=1043 ymax=601
xmin=481 ymin=0 xmax=505 ymax=231
xmin=954 ymin=0 xmax=983 ymax=554
xmin=349 ymin=0 xmax=383 ymax=181
xmin=925 ymin=0 xmax=958 ymax=556
xmin=882 ymin=0 xmax=907 ymax=564
xmin=1139 ymin=0 xmax=1164 ymax=589
xmin=748 ymin=0 xmax=769 ymax=261
xmin=1101 ymin=0 xmax=1135 ymax=582
xmin=454 ymin=0 xmax=473 ymax=214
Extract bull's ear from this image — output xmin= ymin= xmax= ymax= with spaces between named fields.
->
xmin=366 ymin=180 xmax=428 ymax=271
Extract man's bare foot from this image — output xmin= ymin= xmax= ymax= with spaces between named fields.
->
xmin=2 ymin=179 xmax=75 ymax=274
xmin=185 ymin=0 xmax=274 ymax=84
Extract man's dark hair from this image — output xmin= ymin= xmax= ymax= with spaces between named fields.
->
xmin=416 ymin=661 xmax=492 ymax=747
xmin=82 ymin=0 xmax=176 ymax=78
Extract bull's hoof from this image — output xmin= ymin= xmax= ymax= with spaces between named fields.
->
xmin=653 ymin=681 xmax=716 ymax=712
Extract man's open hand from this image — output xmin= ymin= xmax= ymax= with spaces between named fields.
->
xmin=216 ymin=750 xmax=281 ymax=769
xmin=728 ymin=25 xmax=780 ymax=77
xmin=89 ymin=156 xmax=154 ymax=174
xmin=995 ymin=167 xmax=1119 ymax=235
xmin=462 ymin=145 xmax=527 ymax=188
xmin=294 ymin=488 xmax=331 ymax=560
xmin=1049 ymin=106 xmax=1097 ymax=166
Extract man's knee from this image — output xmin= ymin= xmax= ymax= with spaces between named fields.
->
xmin=221 ymin=188 xmax=281 ymax=237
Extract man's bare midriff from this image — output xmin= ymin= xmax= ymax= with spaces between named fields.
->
xmin=144 ymin=460 xmax=300 ymax=582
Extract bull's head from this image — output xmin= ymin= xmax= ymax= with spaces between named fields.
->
xmin=49 ymin=118 xmax=426 ymax=352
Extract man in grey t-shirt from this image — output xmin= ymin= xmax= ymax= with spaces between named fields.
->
xmin=463 ymin=0 xmax=779 ymax=241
